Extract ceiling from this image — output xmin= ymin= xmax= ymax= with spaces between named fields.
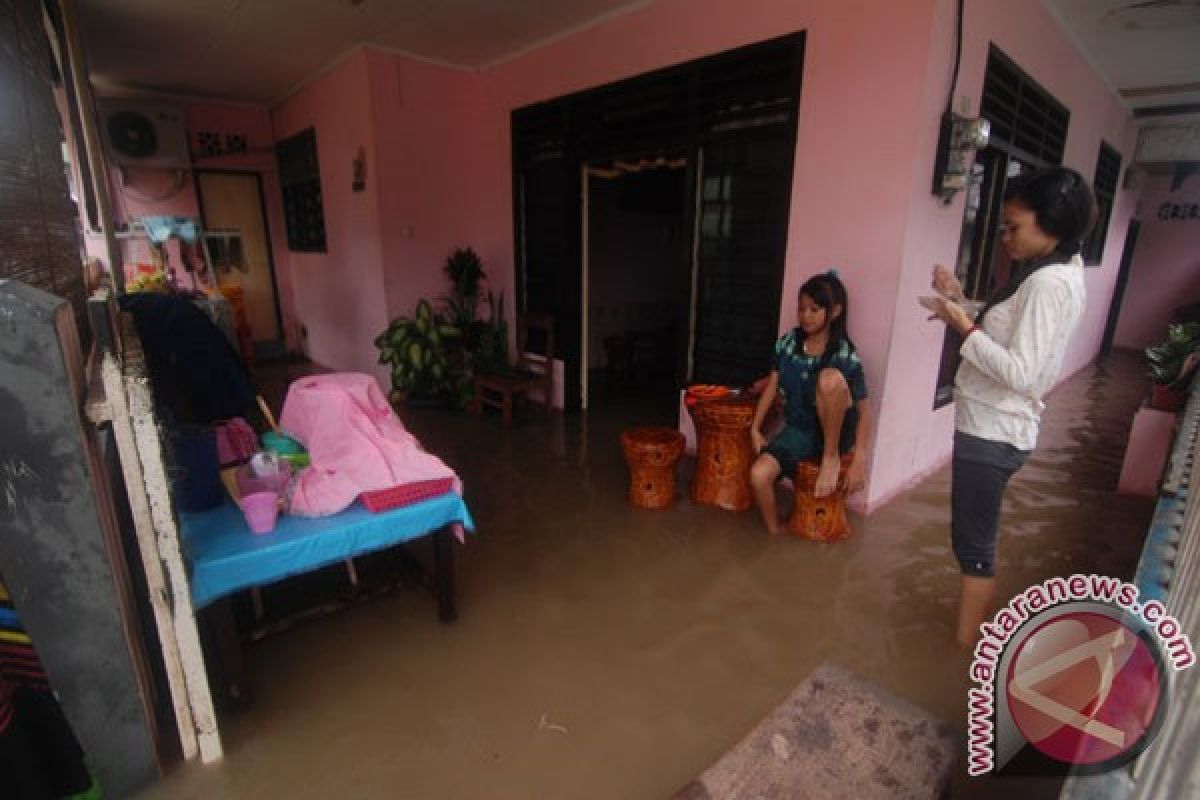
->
xmin=77 ymin=0 xmax=650 ymax=103
xmin=78 ymin=0 xmax=1200 ymax=113
xmin=1042 ymin=0 xmax=1200 ymax=117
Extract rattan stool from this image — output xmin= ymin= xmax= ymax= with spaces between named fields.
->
xmin=688 ymin=397 xmax=755 ymax=512
xmin=789 ymin=452 xmax=854 ymax=542
xmin=620 ymin=427 xmax=685 ymax=509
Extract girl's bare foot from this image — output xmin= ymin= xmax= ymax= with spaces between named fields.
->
xmin=814 ymin=454 xmax=841 ymax=498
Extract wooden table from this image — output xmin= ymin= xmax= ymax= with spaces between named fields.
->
xmin=179 ymin=493 xmax=473 ymax=702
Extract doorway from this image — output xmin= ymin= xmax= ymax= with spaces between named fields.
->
xmin=1101 ymin=219 xmax=1142 ymax=355
xmin=196 ymin=171 xmax=283 ymax=356
xmin=583 ymin=157 xmax=689 ymax=410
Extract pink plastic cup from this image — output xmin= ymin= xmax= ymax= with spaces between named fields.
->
xmin=240 ymin=491 xmax=280 ymax=534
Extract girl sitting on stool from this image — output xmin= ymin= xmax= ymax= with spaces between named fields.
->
xmin=750 ymin=271 xmax=871 ymax=535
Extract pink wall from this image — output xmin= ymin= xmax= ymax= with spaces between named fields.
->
xmin=361 ymin=50 xmax=486 ymax=322
xmin=271 ymin=51 xmax=390 ymax=379
xmin=93 ymin=95 xmax=298 ymax=344
xmin=1114 ymin=174 xmax=1200 ymax=348
xmin=868 ymin=0 xmax=1138 ymax=510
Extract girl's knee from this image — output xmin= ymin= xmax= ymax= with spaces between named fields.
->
xmin=816 ymin=368 xmax=849 ymax=397
xmin=750 ymin=455 xmax=780 ymax=486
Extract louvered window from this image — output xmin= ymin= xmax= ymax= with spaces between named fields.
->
xmin=980 ymin=47 xmax=1069 ymax=166
xmin=277 ymin=128 xmax=327 ymax=253
xmin=1084 ymin=142 xmax=1121 ymax=265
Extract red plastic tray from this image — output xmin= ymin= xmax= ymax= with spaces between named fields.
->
xmin=360 ymin=477 xmax=455 ymax=513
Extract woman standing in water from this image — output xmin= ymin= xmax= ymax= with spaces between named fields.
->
xmin=926 ymin=166 xmax=1094 ymax=646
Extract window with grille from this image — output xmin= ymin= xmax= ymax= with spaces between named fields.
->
xmin=979 ymin=46 xmax=1069 ymax=166
xmin=1084 ymin=141 xmax=1121 ymax=265
xmin=276 ymin=128 xmax=327 ymax=252
xmin=932 ymin=46 xmax=1070 ymax=408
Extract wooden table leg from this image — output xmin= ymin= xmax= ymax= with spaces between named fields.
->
xmin=432 ymin=526 xmax=457 ymax=623
xmin=203 ymin=597 xmax=252 ymax=706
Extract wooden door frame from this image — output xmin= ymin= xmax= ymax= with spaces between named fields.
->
xmin=194 ymin=169 xmax=285 ymax=348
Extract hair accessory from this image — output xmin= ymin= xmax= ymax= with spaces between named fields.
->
xmin=826 ymin=267 xmax=840 ymax=279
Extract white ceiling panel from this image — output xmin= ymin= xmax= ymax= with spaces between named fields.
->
xmin=1043 ymin=0 xmax=1200 ymax=116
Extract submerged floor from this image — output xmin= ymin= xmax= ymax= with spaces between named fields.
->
xmin=138 ymin=352 xmax=1153 ymax=799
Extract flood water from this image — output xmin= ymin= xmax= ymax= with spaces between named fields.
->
xmin=138 ymin=351 xmax=1154 ymax=799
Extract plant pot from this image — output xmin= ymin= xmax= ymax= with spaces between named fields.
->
xmin=1149 ymin=383 xmax=1187 ymax=412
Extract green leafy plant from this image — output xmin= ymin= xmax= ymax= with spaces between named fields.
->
xmin=375 ymin=299 xmax=461 ymax=404
xmin=376 ymin=248 xmax=509 ymax=407
xmin=1146 ymin=322 xmax=1200 ymax=386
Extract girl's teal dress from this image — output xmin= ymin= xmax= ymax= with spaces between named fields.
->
xmin=763 ymin=328 xmax=867 ymax=476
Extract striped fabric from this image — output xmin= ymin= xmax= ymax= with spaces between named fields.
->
xmin=0 ymin=581 xmax=42 ymax=736
xmin=0 ymin=579 xmax=93 ymax=799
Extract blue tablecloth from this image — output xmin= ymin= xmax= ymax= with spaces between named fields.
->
xmin=179 ymin=493 xmax=474 ymax=609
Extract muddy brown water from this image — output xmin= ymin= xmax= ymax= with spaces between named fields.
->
xmin=138 ymin=353 xmax=1152 ymax=799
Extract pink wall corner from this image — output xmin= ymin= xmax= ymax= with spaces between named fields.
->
xmin=1114 ymin=174 xmax=1200 ymax=349
xmin=361 ymin=50 xmax=485 ymax=324
xmin=867 ymin=0 xmax=1138 ymax=511
xmin=271 ymin=50 xmax=391 ymax=382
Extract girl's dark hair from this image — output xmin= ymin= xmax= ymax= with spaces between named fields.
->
xmin=798 ymin=271 xmax=856 ymax=365
xmin=1003 ymin=166 xmax=1097 ymax=256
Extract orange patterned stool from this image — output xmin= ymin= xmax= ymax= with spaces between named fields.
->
xmin=688 ymin=396 xmax=756 ymax=512
xmin=620 ymin=427 xmax=686 ymax=509
xmin=789 ymin=453 xmax=854 ymax=542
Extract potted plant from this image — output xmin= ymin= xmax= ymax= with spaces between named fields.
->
xmin=375 ymin=299 xmax=461 ymax=406
xmin=1145 ymin=321 xmax=1200 ymax=412
xmin=376 ymin=248 xmax=509 ymax=408
xmin=440 ymin=248 xmax=509 ymax=378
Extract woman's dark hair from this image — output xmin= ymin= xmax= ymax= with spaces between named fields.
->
xmin=798 ymin=271 xmax=856 ymax=365
xmin=975 ymin=167 xmax=1097 ymax=323
xmin=1003 ymin=166 xmax=1097 ymax=256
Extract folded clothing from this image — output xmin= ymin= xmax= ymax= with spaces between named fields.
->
xmin=279 ymin=373 xmax=460 ymax=517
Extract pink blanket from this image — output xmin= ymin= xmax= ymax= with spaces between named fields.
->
xmin=279 ymin=373 xmax=461 ymax=517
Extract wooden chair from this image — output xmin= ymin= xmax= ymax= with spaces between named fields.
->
xmin=472 ymin=312 xmax=555 ymax=426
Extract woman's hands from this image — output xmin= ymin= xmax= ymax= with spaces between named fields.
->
xmin=924 ymin=264 xmax=974 ymax=336
xmin=922 ymin=295 xmax=975 ymax=335
xmin=933 ymin=263 xmax=966 ymax=302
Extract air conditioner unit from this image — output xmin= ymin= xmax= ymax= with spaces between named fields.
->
xmin=97 ymin=101 xmax=191 ymax=170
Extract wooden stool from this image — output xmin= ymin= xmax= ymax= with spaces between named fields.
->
xmin=789 ymin=452 xmax=853 ymax=542
xmin=620 ymin=427 xmax=685 ymax=509
xmin=688 ymin=397 xmax=755 ymax=512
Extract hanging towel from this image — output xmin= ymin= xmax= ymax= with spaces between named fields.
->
xmin=140 ymin=215 xmax=201 ymax=243
xmin=280 ymin=373 xmax=461 ymax=517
